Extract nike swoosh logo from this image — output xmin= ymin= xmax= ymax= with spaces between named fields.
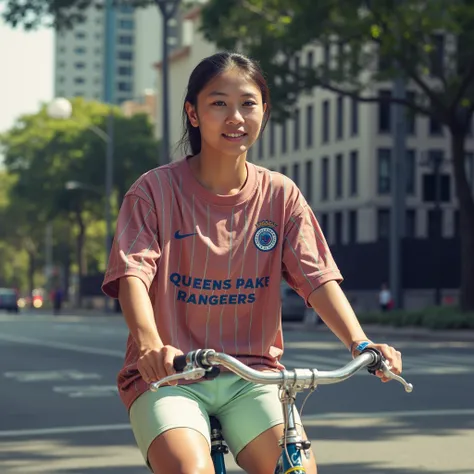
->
xmin=174 ymin=230 xmax=197 ymax=240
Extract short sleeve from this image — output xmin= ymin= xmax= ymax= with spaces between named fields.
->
xmin=282 ymin=204 xmax=343 ymax=306
xmin=102 ymin=193 xmax=161 ymax=298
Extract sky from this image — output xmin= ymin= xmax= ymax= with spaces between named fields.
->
xmin=0 ymin=14 xmax=54 ymax=136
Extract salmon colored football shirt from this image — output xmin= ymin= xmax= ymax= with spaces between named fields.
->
xmin=102 ymin=157 xmax=343 ymax=410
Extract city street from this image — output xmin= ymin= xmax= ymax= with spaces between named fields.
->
xmin=0 ymin=311 xmax=473 ymax=473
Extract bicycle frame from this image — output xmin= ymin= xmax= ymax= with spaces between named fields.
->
xmin=210 ymin=387 xmax=308 ymax=474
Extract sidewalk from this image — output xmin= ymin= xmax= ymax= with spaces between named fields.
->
xmin=26 ymin=308 xmax=474 ymax=342
xmin=284 ymin=321 xmax=474 ymax=342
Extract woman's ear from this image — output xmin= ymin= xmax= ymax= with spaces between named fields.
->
xmin=185 ymin=101 xmax=199 ymax=127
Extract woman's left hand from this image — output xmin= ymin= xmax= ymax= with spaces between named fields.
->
xmin=367 ymin=342 xmax=402 ymax=382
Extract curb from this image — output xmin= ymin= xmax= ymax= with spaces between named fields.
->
xmin=23 ymin=310 xmax=474 ymax=343
xmin=283 ymin=322 xmax=474 ymax=342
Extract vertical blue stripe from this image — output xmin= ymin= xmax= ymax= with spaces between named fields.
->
xmin=104 ymin=0 xmax=116 ymax=104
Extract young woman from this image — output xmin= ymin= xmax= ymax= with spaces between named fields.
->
xmin=102 ymin=51 xmax=402 ymax=474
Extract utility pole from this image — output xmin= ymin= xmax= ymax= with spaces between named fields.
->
xmin=154 ymin=0 xmax=181 ymax=164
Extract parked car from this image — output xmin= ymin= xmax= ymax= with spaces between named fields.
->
xmin=0 ymin=288 xmax=19 ymax=313
xmin=280 ymin=281 xmax=305 ymax=322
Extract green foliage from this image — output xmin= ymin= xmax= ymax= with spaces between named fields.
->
xmin=0 ymin=98 xmax=158 ymax=294
xmin=358 ymin=306 xmax=474 ymax=330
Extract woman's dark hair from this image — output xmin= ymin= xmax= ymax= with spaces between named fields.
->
xmin=178 ymin=51 xmax=271 ymax=156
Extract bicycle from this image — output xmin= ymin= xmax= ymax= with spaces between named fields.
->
xmin=150 ymin=348 xmax=414 ymax=474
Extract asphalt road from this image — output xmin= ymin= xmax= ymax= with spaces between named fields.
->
xmin=0 ymin=311 xmax=473 ymax=473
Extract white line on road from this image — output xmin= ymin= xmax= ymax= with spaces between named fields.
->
xmin=1 ymin=408 xmax=474 ymax=438
xmin=0 ymin=333 xmax=123 ymax=358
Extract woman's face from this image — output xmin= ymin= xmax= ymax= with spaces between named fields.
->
xmin=185 ymin=67 xmax=266 ymax=158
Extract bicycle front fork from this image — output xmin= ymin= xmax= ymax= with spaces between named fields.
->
xmin=275 ymin=389 xmax=311 ymax=474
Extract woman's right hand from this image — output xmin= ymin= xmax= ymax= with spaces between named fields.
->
xmin=137 ymin=344 xmax=184 ymax=385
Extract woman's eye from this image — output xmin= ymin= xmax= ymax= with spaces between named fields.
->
xmin=212 ymin=101 xmax=226 ymax=106
xmin=243 ymin=101 xmax=257 ymax=107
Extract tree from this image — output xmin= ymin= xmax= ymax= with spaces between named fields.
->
xmin=200 ymin=0 xmax=474 ymax=311
xmin=0 ymin=0 xmax=190 ymax=30
xmin=0 ymin=98 xmax=159 ymax=306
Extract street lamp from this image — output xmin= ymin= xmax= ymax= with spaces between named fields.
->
xmin=154 ymin=0 xmax=181 ymax=163
xmin=48 ymin=97 xmax=114 ymax=313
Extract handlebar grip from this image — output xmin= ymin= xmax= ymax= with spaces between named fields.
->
xmin=173 ymin=355 xmax=188 ymax=372
xmin=361 ymin=347 xmax=384 ymax=375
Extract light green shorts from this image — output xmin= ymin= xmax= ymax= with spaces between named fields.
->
xmin=129 ymin=373 xmax=302 ymax=468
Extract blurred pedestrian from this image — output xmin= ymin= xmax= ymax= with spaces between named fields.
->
xmin=379 ymin=282 xmax=392 ymax=312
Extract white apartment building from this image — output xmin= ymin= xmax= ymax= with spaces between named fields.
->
xmin=156 ymin=6 xmax=474 ymax=252
xmin=54 ymin=3 xmax=176 ymax=104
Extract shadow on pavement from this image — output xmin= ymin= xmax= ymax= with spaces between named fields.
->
xmin=317 ymin=463 xmax=473 ymax=474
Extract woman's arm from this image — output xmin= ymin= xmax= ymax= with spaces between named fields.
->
xmin=308 ymin=280 xmax=369 ymax=351
xmin=118 ymin=275 xmax=163 ymax=352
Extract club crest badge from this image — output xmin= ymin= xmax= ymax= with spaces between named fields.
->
xmin=253 ymin=220 xmax=278 ymax=252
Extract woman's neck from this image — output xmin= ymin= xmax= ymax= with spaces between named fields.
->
xmin=188 ymin=149 xmax=248 ymax=196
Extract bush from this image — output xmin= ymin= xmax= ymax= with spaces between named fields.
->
xmin=357 ymin=306 xmax=474 ymax=330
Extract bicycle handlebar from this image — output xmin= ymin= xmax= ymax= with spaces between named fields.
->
xmin=150 ymin=348 xmax=414 ymax=393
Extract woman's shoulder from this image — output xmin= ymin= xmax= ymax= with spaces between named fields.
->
xmin=251 ymin=163 xmax=304 ymax=205
xmin=125 ymin=159 xmax=185 ymax=205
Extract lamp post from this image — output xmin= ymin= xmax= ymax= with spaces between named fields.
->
xmin=47 ymin=98 xmax=114 ymax=313
xmin=154 ymin=0 xmax=181 ymax=164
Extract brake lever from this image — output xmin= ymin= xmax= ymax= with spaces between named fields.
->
xmin=380 ymin=360 xmax=414 ymax=393
xmin=149 ymin=368 xmax=206 ymax=392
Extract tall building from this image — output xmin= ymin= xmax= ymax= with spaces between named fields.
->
xmin=54 ymin=3 xmax=178 ymax=105
xmin=156 ymin=5 xmax=471 ymax=309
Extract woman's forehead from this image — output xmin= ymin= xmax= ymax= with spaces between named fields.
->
xmin=200 ymin=69 xmax=261 ymax=97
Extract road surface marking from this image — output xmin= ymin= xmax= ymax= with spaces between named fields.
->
xmin=1 ymin=408 xmax=474 ymax=438
xmin=4 ymin=370 xmax=102 ymax=382
xmin=53 ymin=385 xmax=118 ymax=397
xmin=0 ymin=333 xmax=123 ymax=357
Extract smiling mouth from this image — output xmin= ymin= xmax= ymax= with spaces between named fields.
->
xmin=222 ymin=133 xmax=247 ymax=138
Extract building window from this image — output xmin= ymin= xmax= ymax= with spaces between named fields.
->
xmin=75 ymin=31 xmax=86 ymax=39
xmin=322 ymin=100 xmax=330 ymax=143
xmin=336 ymin=96 xmax=344 ymax=139
xmin=406 ymin=91 xmax=416 ymax=134
xmin=320 ymin=213 xmax=329 ymax=240
xmin=281 ymin=165 xmax=288 ymax=176
xmin=323 ymin=43 xmax=331 ymax=73
xmin=74 ymin=77 xmax=85 ymax=84
xmin=118 ymin=35 xmax=133 ymax=45
xmin=57 ymin=76 xmax=65 ymax=84
xmin=428 ymin=209 xmax=443 ymax=237
xmin=281 ymin=121 xmax=287 ymax=155
xmin=118 ymin=81 xmax=132 ymax=91
xmin=378 ymin=90 xmax=391 ymax=133
xmin=305 ymin=160 xmax=313 ymax=203
xmin=377 ymin=208 xmax=391 ymax=239
xmin=465 ymin=152 xmax=474 ymax=189
xmin=118 ymin=51 xmax=133 ymax=60
xmin=349 ymin=150 xmax=358 ymax=196
xmin=258 ymin=136 xmax=264 ymax=160
xmin=119 ymin=19 xmax=134 ymax=29
xmin=306 ymin=50 xmax=314 ymax=69
xmin=377 ymin=148 xmax=391 ymax=194
xmin=349 ymin=210 xmax=357 ymax=243
xmin=405 ymin=209 xmax=416 ymax=238
xmin=406 ymin=149 xmax=416 ymax=195
xmin=74 ymin=47 xmax=86 ymax=54
xmin=351 ymin=98 xmax=359 ymax=136
xmin=429 ymin=117 xmax=443 ymax=135
xmin=335 ymin=212 xmax=343 ymax=245
xmin=321 ymin=156 xmax=329 ymax=200
xmin=74 ymin=62 xmax=85 ymax=69
xmin=293 ymin=163 xmax=300 ymax=187
xmin=335 ymin=153 xmax=343 ymax=198
xmin=118 ymin=66 xmax=132 ymax=76
xmin=269 ymin=121 xmax=275 ymax=157
xmin=293 ymin=109 xmax=300 ymax=150
xmin=306 ymin=104 xmax=313 ymax=148
xmin=58 ymin=61 xmax=66 ymax=68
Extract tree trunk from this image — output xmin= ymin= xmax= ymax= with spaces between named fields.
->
xmin=27 ymin=252 xmax=35 ymax=308
xmin=450 ymin=129 xmax=474 ymax=311
xmin=75 ymin=212 xmax=86 ymax=309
